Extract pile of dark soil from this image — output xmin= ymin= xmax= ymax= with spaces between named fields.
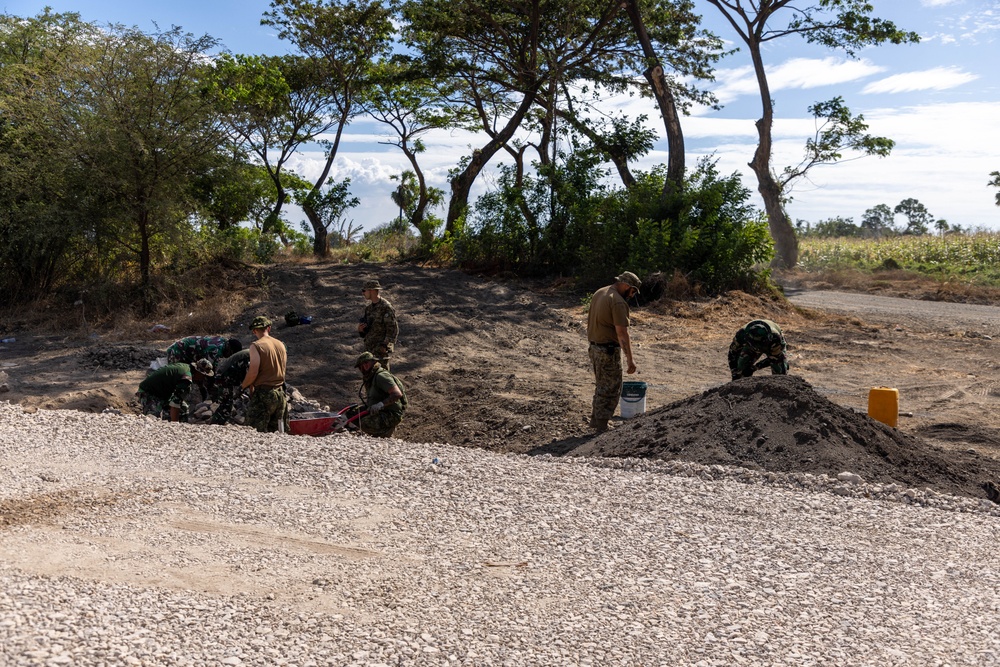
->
xmin=571 ymin=375 xmax=1000 ymax=501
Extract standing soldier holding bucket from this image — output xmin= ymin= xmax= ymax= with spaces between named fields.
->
xmin=586 ymin=271 xmax=641 ymax=433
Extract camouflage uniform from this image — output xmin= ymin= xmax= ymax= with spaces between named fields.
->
xmin=586 ymin=273 xmax=640 ymax=432
xmin=244 ymin=386 xmax=289 ymax=433
xmin=728 ymin=319 xmax=789 ymax=380
xmin=588 ymin=342 xmax=623 ymax=429
xmin=243 ymin=318 xmax=288 ymax=433
xmin=166 ymin=336 xmax=230 ymax=365
xmin=358 ymin=361 xmax=407 ymax=438
xmin=211 ymin=349 xmax=250 ymax=425
xmin=360 ymin=281 xmax=399 ymax=370
xmin=137 ymin=362 xmax=194 ymax=420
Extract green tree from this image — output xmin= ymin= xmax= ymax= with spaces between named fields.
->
xmin=293 ymin=178 xmax=360 ymax=254
xmin=263 ymin=0 xmax=395 ymax=256
xmin=779 ymin=97 xmax=894 ymax=197
xmin=934 ymin=219 xmax=949 ymax=236
xmin=363 ymin=61 xmax=458 ymax=247
xmin=703 ymin=0 xmax=918 ymax=268
xmin=894 ymin=198 xmax=932 ymax=236
xmin=990 ymin=171 xmax=1000 ymax=206
xmin=80 ymin=26 xmax=228 ymax=307
xmin=0 ymin=10 xmax=100 ymax=300
xmin=210 ymin=54 xmax=343 ymax=236
xmin=860 ymin=204 xmax=895 ymax=238
xmin=811 ymin=216 xmax=860 ymax=238
xmin=402 ymin=0 xmax=653 ymax=234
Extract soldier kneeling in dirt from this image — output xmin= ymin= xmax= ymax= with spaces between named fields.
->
xmin=137 ymin=358 xmax=214 ymax=422
xmin=355 ymin=352 xmax=407 ymax=438
xmin=729 ymin=319 xmax=789 ymax=381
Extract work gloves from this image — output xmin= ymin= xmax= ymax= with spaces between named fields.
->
xmin=368 ymin=401 xmax=384 ymax=415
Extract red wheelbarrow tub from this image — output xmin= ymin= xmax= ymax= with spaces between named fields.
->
xmin=289 ymin=412 xmax=340 ymax=436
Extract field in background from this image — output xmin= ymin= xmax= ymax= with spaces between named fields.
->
xmin=797 ymin=233 xmax=1000 ymax=285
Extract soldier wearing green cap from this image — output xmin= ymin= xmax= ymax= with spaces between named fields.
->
xmin=137 ymin=360 xmax=213 ymax=422
xmin=357 ymin=279 xmax=398 ymax=370
xmin=728 ymin=319 xmax=789 ymax=381
xmin=355 ymin=351 xmax=407 ymax=438
xmin=242 ymin=315 xmax=289 ymax=432
xmin=586 ymin=271 xmax=641 ymax=433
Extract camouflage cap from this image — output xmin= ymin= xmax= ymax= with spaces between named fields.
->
xmin=192 ymin=358 xmax=214 ymax=377
xmin=746 ymin=322 xmax=771 ymax=343
xmin=361 ymin=279 xmax=382 ymax=291
xmin=615 ymin=271 xmax=642 ymax=290
xmin=355 ymin=351 xmax=377 ymax=368
xmin=249 ymin=316 xmax=271 ymax=331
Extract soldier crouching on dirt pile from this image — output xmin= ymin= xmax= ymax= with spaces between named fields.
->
xmin=357 ymin=279 xmax=398 ymax=371
xmin=728 ymin=319 xmax=789 ymax=381
xmin=355 ymin=351 xmax=407 ymax=438
xmin=587 ymin=271 xmax=641 ymax=433
xmin=137 ymin=358 xmax=214 ymax=422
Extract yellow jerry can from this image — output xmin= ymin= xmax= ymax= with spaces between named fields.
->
xmin=868 ymin=387 xmax=899 ymax=428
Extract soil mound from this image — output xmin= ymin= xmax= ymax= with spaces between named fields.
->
xmin=571 ymin=375 xmax=1000 ymax=500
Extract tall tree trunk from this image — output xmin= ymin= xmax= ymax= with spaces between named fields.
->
xmin=312 ymin=224 xmax=330 ymax=257
xmin=401 ymin=144 xmax=433 ymax=247
xmin=445 ymin=90 xmax=538 ymax=234
xmin=746 ymin=43 xmax=798 ymax=268
xmin=621 ymin=0 xmax=684 ymax=198
xmin=303 ymin=106 xmax=351 ymax=257
xmin=138 ymin=209 xmax=154 ymax=314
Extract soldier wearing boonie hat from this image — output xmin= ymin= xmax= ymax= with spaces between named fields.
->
xmin=358 ymin=278 xmax=399 ymax=370
xmin=585 ymin=271 xmax=642 ymax=433
xmin=242 ymin=314 xmax=289 ymax=433
xmin=728 ymin=319 xmax=789 ymax=381
xmin=354 ymin=351 xmax=407 ymax=438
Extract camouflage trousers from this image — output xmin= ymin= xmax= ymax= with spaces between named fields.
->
xmin=729 ymin=346 xmax=789 ymax=380
xmin=136 ymin=391 xmax=187 ymax=421
xmin=589 ymin=344 xmax=622 ymax=426
xmin=359 ymin=409 xmax=402 ymax=438
xmin=245 ymin=386 xmax=289 ymax=433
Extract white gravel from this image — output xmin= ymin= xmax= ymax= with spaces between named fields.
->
xmin=2 ymin=402 xmax=999 ymax=666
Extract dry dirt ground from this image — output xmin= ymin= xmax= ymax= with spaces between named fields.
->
xmin=3 ymin=262 xmax=1000 ymax=501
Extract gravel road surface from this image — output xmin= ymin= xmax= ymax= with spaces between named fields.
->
xmin=2 ymin=405 xmax=1000 ymax=666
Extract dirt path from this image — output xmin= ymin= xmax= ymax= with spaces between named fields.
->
xmin=785 ymin=288 xmax=1000 ymax=334
xmin=3 ymin=263 xmax=1000 ymax=498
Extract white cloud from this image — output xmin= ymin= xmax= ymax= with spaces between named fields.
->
xmin=861 ymin=66 xmax=979 ymax=93
xmin=920 ymin=0 xmax=960 ymax=6
xmin=710 ymin=58 xmax=885 ymax=105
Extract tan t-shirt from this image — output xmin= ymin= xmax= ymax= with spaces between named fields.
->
xmin=587 ymin=285 xmax=630 ymax=345
xmin=250 ymin=336 xmax=287 ymax=388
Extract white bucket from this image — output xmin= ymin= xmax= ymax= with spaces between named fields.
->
xmin=619 ymin=381 xmax=647 ymax=418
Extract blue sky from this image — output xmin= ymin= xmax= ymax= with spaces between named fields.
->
xmin=5 ymin=0 xmax=1000 ymax=234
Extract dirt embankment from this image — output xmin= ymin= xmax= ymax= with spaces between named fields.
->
xmin=3 ymin=262 xmax=1000 ymax=501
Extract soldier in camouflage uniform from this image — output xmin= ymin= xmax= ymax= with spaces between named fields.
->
xmin=355 ymin=352 xmax=407 ymax=438
xmin=210 ymin=349 xmax=251 ymax=425
xmin=137 ymin=359 xmax=214 ymax=422
xmin=242 ymin=316 xmax=289 ymax=433
xmin=728 ymin=319 xmax=789 ymax=381
xmin=357 ymin=279 xmax=398 ymax=370
xmin=165 ymin=335 xmax=241 ymax=401
xmin=586 ymin=272 xmax=641 ymax=433
xmin=165 ymin=335 xmax=242 ymax=365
